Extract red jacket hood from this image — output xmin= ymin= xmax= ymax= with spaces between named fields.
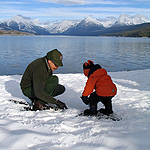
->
xmin=90 ymin=68 xmax=107 ymax=77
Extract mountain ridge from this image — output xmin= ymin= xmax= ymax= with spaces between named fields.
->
xmin=0 ymin=14 xmax=150 ymax=37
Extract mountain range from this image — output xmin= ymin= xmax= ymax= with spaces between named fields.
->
xmin=0 ymin=14 xmax=150 ymax=37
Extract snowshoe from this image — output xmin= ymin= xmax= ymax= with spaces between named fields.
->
xmin=76 ymin=109 xmax=122 ymax=121
xmin=97 ymin=110 xmax=122 ymax=121
xmin=9 ymin=99 xmax=59 ymax=111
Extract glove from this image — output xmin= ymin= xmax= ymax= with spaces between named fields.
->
xmin=55 ymin=100 xmax=68 ymax=109
xmin=80 ymin=96 xmax=89 ymax=105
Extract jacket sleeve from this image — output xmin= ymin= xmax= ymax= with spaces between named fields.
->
xmin=32 ymin=66 xmax=56 ymax=104
xmin=82 ymin=76 xmax=97 ymax=96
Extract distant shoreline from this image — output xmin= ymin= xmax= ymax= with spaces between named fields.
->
xmin=0 ymin=30 xmax=149 ymax=38
xmin=0 ymin=30 xmax=35 ymax=36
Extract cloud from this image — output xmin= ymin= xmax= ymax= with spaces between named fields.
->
xmin=0 ymin=1 xmax=27 ymax=5
xmin=35 ymin=0 xmax=128 ymax=5
xmin=0 ymin=0 xmax=150 ymax=22
xmin=1 ymin=4 xmax=150 ymax=21
xmin=26 ymin=6 xmax=150 ymax=20
xmin=134 ymin=0 xmax=150 ymax=2
xmin=85 ymin=0 xmax=127 ymax=5
xmin=36 ymin=0 xmax=86 ymax=5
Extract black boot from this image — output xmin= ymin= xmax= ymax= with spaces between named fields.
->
xmin=99 ymin=108 xmax=113 ymax=115
xmin=83 ymin=109 xmax=97 ymax=116
xmin=33 ymin=100 xmax=45 ymax=111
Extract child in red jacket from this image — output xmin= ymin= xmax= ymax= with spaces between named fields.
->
xmin=81 ymin=60 xmax=117 ymax=116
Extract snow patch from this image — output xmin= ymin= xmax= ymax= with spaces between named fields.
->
xmin=0 ymin=70 xmax=150 ymax=149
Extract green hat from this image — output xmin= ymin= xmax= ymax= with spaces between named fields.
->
xmin=46 ymin=49 xmax=63 ymax=67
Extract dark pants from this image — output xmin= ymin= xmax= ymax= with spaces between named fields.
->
xmin=89 ymin=92 xmax=113 ymax=113
xmin=22 ymin=75 xmax=65 ymax=104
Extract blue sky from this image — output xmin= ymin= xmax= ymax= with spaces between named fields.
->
xmin=0 ymin=0 xmax=150 ymax=22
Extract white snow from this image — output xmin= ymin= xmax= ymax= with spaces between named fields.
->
xmin=46 ymin=20 xmax=78 ymax=33
xmin=3 ymin=15 xmax=34 ymax=26
xmin=0 ymin=69 xmax=150 ymax=150
xmin=1 ymin=14 xmax=150 ymax=34
xmin=115 ymin=14 xmax=150 ymax=26
xmin=82 ymin=17 xmax=102 ymax=25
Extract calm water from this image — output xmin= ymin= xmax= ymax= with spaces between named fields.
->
xmin=0 ymin=35 xmax=150 ymax=75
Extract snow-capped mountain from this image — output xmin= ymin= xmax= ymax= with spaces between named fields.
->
xmin=46 ymin=20 xmax=79 ymax=34
xmin=33 ymin=19 xmax=55 ymax=28
xmin=97 ymin=17 xmax=118 ymax=28
xmin=114 ymin=14 xmax=149 ymax=26
xmin=0 ymin=14 xmax=150 ymax=36
xmin=3 ymin=15 xmax=33 ymax=25
xmin=63 ymin=17 xmax=105 ymax=36
xmin=0 ymin=15 xmax=50 ymax=35
xmin=80 ymin=16 xmax=102 ymax=26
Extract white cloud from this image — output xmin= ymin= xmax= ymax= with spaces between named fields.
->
xmin=0 ymin=1 xmax=27 ymax=5
xmin=134 ymin=0 xmax=150 ymax=2
xmin=35 ymin=0 xmax=129 ymax=5
xmin=85 ymin=0 xmax=127 ymax=5
xmin=25 ymin=6 xmax=150 ymax=21
xmin=0 ymin=0 xmax=150 ymax=22
xmin=36 ymin=0 xmax=86 ymax=5
xmin=1 ymin=4 xmax=150 ymax=21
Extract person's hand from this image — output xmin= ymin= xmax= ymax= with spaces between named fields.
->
xmin=55 ymin=100 xmax=68 ymax=109
xmin=80 ymin=96 xmax=89 ymax=105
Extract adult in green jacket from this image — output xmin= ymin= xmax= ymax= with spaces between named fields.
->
xmin=20 ymin=49 xmax=67 ymax=110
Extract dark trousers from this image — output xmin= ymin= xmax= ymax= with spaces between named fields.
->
xmin=22 ymin=75 xmax=65 ymax=104
xmin=89 ymin=92 xmax=113 ymax=113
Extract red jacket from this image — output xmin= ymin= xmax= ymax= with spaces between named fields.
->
xmin=82 ymin=68 xmax=117 ymax=97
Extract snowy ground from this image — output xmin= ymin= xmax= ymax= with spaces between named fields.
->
xmin=0 ymin=69 xmax=150 ymax=150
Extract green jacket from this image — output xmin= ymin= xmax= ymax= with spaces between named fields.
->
xmin=20 ymin=56 xmax=56 ymax=104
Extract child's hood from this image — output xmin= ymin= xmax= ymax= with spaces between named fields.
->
xmin=90 ymin=68 xmax=107 ymax=77
xmin=88 ymin=64 xmax=107 ymax=77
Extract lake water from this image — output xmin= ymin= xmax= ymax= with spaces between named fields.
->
xmin=0 ymin=35 xmax=150 ymax=75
